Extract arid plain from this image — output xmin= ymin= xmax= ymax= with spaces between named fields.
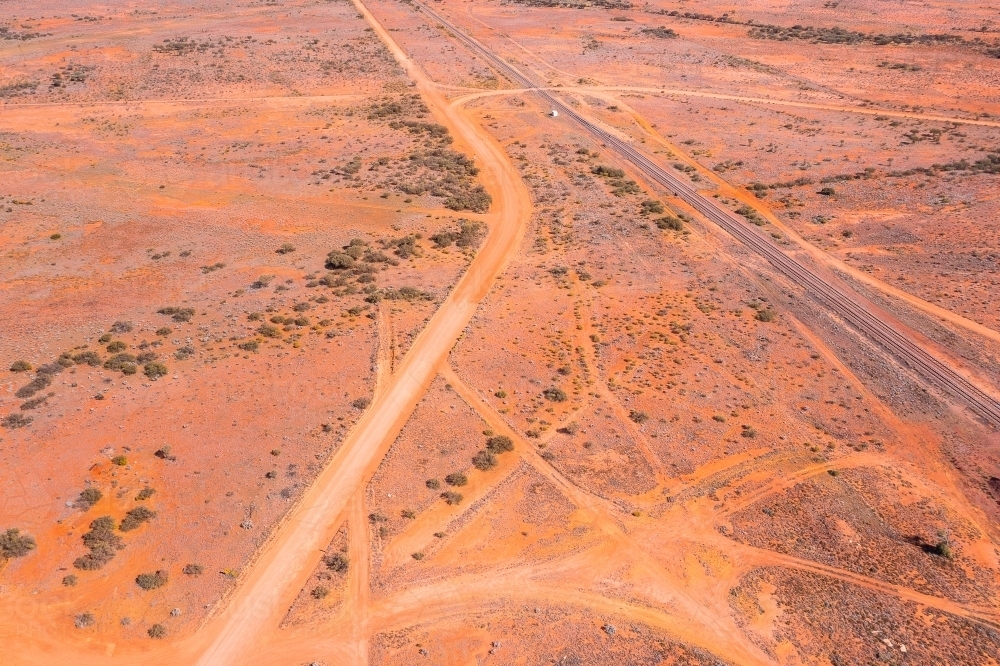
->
xmin=2 ymin=0 xmax=1000 ymax=664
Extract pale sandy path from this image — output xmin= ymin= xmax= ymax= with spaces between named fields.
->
xmin=188 ymin=0 xmax=532 ymax=663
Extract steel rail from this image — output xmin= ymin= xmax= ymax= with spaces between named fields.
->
xmin=415 ymin=0 xmax=1000 ymax=427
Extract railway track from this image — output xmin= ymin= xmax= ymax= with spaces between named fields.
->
xmin=415 ymin=0 xmax=1000 ymax=428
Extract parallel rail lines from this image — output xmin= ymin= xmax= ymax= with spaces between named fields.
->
xmin=416 ymin=0 xmax=1000 ymax=428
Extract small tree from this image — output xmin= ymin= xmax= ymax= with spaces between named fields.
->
xmin=0 ymin=528 xmax=36 ymax=559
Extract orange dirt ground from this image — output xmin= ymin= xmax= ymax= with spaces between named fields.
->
xmin=2 ymin=0 xmax=1000 ymax=664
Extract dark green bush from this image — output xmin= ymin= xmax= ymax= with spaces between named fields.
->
xmin=0 ymin=527 xmax=36 ymax=559
xmin=440 ymin=491 xmax=463 ymax=505
xmin=78 ymin=487 xmax=102 ymax=509
xmin=445 ymin=472 xmax=468 ymax=487
xmin=73 ymin=516 xmax=122 ymax=570
xmin=157 ymin=306 xmax=195 ymax=322
xmin=135 ymin=570 xmax=168 ymax=590
xmin=472 ymin=450 xmax=497 ymax=471
xmin=486 ymin=435 xmax=514 ymax=453
xmin=325 ymin=552 xmax=349 ymax=573
xmin=120 ymin=506 xmax=156 ymax=532
xmin=72 ymin=351 xmax=102 ymax=366
xmin=543 ymin=387 xmax=567 ymax=402
xmin=144 ymin=362 xmax=168 ymax=380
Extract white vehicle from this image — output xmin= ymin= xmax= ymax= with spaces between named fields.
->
xmin=549 ymin=109 xmax=559 ymax=117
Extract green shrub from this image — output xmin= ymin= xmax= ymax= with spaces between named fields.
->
xmin=325 ymin=252 xmax=355 ymax=270
xmin=135 ymin=570 xmax=168 ymax=590
xmin=640 ymin=199 xmax=665 ymax=215
xmin=445 ymin=472 xmax=467 ymax=487
xmin=325 ymin=552 xmax=349 ymax=573
xmin=258 ymin=324 xmax=281 ymax=338
xmin=120 ymin=506 xmax=156 ymax=532
xmin=157 ymin=306 xmax=195 ymax=322
xmin=629 ymin=410 xmax=649 ymax=424
xmin=472 ymin=450 xmax=497 ymax=471
xmin=73 ymin=517 xmax=122 ymax=570
xmin=655 ymin=216 xmax=683 ymax=231
xmin=144 ymin=362 xmax=168 ymax=380
xmin=106 ymin=341 xmax=127 ymax=353
xmin=1 ymin=413 xmax=33 ymax=429
xmin=441 ymin=491 xmax=463 ymax=505
xmin=0 ymin=528 xmax=36 ymax=559
xmin=486 ymin=435 xmax=514 ymax=453
xmin=111 ymin=455 xmax=127 ymax=466
xmin=78 ymin=487 xmax=102 ymax=509
xmin=72 ymin=351 xmax=102 ymax=367
xmin=592 ymin=165 xmax=625 ymax=178
xmin=104 ymin=353 xmax=137 ymax=371
xmin=543 ymin=387 xmax=567 ymax=402
xmin=9 ymin=360 xmax=31 ymax=372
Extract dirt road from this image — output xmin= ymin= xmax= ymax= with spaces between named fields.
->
xmin=190 ymin=1 xmax=531 ymax=663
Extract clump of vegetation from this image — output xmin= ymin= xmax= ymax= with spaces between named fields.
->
xmin=148 ymin=624 xmax=166 ymax=639
xmin=411 ymin=551 xmax=425 ymax=560
xmin=182 ymin=563 xmax=204 ymax=576
xmin=14 ymin=362 xmax=63 ymax=399
xmin=755 ymin=309 xmax=775 ymax=323
xmin=445 ymin=472 xmax=468 ymax=487
xmin=486 ymin=436 xmax=514 ymax=453
xmin=640 ymin=199 xmax=665 ymax=215
xmin=62 ymin=574 xmax=78 ymax=586
xmin=472 ymin=450 xmax=497 ymax=471
xmin=144 ymin=362 xmax=168 ymax=380
xmin=157 ymin=306 xmax=195 ymax=322
xmin=311 ymin=585 xmax=330 ymax=599
xmin=174 ymin=346 xmax=195 ymax=360
xmin=592 ymin=164 xmax=641 ymax=196
xmin=238 ymin=340 xmax=259 ymax=352
xmin=325 ymin=552 xmax=349 ymax=573
xmin=440 ymin=491 xmax=463 ymax=505
xmin=72 ymin=351 xmax=102 ymax=366
xmin=641 ymin=26 xmax=678 ymax=38
xmin=741 ymin=425 xmax=757 ymax=438
xmin=429 ymin=219 xmax=487 ymax=249
xmin=155 ymin=327 xmax=172 ymax=337
xmin=735 ymin=205 xmax=766 ymax=226
xmin=629 ymin=410 xmax=649 ymax=424
xmin=543 ymin=387 xmax=567 ymax=402
xmin=120 ymin=506 xmax=156 ymax=532
xmin=110 ymin=321 xmax=133 ymax=334
xmin=73 ymin=516 xmax=123 ymax=570
xmin=655 ymin=215 xmax=684 ymax=231
xmin=1 ymin=413 xmax=32 ymax=429
xmin=275 ymin=243 xmax=296 ymax=255
xmin=9 ymin=360 xmax=31 ymax=372
xmin=136 ymin=486 xmax=156 ymax=501
xmin=258 ymin=324 xmax=281 ymax=338
xmin=0 ymin=527 xmax=36 ymax=560
xmin=75 ymin=612 xmax=95 ymax=629
xmin=104 ymin=353 xmax=137 ymax=373
xmin=111 ymin=455 xmax=127 ymax=466
xmin=352 ymin=396 xmax=371 ymax=410
xmin=77 ymin=487 xmax=103 ymax=509
xmin=425 ymin=478 xmax=441 ymax=490
xmin=135 ymin=570 xmax=168 ymax=591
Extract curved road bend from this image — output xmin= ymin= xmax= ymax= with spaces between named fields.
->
xmin=410 ymin=0 xmax=1000 ymax=429
xmin=191 ymin=2 xmax=531 ymax=664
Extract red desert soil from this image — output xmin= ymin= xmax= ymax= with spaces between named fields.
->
xmin=1 ymin=0 xmax=999 ymax=664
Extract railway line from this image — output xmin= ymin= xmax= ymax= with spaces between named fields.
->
xmin=414 ymin=0 xmax=1000 ymax=429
